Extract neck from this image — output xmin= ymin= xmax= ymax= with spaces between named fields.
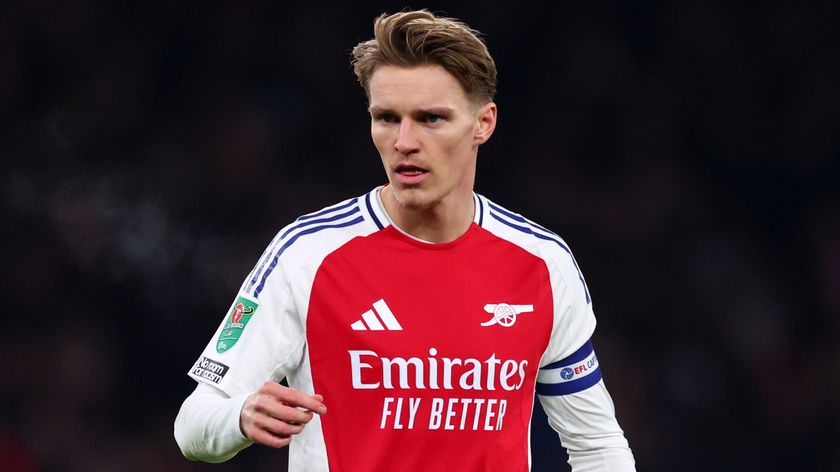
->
xmin=380 ymin=187 xmax=475 ymax=243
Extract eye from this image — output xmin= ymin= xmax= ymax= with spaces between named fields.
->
xmin=374 ymin=113 xmax=399 ymax=124
xmin=422 ymin=114 xmax=444 ymax=124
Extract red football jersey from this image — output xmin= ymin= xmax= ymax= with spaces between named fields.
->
xmin=188 ymin=187 xmax=600 ymax=471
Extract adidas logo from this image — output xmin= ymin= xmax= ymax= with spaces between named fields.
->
xmin=351 ymin=299 xmax=403 ymax=331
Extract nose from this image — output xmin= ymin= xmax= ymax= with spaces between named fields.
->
xmin=394 ymin=119 xmax=420 ymax=154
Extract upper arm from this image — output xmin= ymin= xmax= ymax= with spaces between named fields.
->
xmin=187 ymin=233 xmax=307 ymax=397
xmin=534 ymin=241 xmax=635 ymax=469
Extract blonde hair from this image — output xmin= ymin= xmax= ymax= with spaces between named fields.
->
xmin=351 ymin=10 xmax=497 ymax=104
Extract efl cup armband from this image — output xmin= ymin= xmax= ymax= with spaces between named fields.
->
xmin=536 ymin=340 xmax=601 ymax=396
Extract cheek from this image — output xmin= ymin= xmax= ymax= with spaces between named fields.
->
xmin=439 ymin=125 xmax=475 ymax=153
xmin=370 ymin=128 xmax=391 ymax=153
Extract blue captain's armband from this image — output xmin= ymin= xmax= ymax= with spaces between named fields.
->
xmin=536 ymin=340 xmax=602 ymax=396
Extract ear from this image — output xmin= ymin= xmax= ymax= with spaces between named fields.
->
xmin=473 ymin=102 xmax=497 ymax=145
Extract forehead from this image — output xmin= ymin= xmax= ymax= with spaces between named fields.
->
xmin=368 ymin=64 xmax=471 ymax=110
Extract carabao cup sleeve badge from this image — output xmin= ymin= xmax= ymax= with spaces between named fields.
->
xmin=216 ymin=297 xmax=259 ymax=353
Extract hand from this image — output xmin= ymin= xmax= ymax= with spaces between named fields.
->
xmin=239 ymin=382 xmax=327 ymax=448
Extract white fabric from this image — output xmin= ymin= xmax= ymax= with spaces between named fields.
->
xmin=175 ymin=380 xmax=636 ymax=470
xmin=184 ymin=197 xmax=373 ymax=471
xmin=539 ymin=380 xmax=636 ymax=471
xmin=477 ymin=194 xmax=597 ymax=367
xmin=174 ymin=383 xmax=251 ymax=463
xmin=175 ymin=189 xmax=636 ymax=471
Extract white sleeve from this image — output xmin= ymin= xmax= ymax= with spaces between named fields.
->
xmin=174 ymin=382 xmax=253 ymax=462
xmin=177 ymin=232 xmax=306 ymax=462
xmin=539 ymin=380 xmax=636 ymax=471
xmin=536 ymin=240 xmax=635 ymax=471
xmin=186 ymin=230 xmax=306 ymax=397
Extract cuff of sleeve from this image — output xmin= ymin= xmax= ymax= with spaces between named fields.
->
xmin=197 ymin=391 xmax=253 ymax=462
xmin=224 ymin=392 xmax=252 ymax=443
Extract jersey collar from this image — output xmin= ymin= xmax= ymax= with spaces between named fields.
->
xmin=364 ymin=186 xmax=487 ymax=241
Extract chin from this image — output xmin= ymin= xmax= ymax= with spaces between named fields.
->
xmin=391 ymin=187 xmax=442 ymax=211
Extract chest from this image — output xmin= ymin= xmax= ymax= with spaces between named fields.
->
xmin=305 ymin=229 xmax=554 ymax=373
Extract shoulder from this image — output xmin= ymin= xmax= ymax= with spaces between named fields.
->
xmin=478 ymin=194 xmax=575 ymax=260
xmin=477 ymin=194 xmax=592 ymax=304
xmin=241 ymin=189 xmax=386 ymax=299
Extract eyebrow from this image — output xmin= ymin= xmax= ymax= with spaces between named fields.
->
xmin=368 ymin=105 xmax=456 ymax=116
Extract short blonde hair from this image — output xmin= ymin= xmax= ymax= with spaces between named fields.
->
xmin=351 ymin=10 xmax=497 ymax=104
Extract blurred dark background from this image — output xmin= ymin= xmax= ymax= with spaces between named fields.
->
xmin=2 ymin=1 xmax=838 ymax=471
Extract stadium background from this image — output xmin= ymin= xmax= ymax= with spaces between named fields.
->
xmin=2 ymin=1 xmax=838 ymax=470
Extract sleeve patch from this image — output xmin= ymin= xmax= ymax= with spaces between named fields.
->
xmin=536 ymin=340 xmax=601 ymax=396
xmin=216 ymin=296 xmax=259 ymax=353
xmin=191 ymin=356 xmax=230 ymax=384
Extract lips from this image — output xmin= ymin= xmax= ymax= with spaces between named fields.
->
xmin=394 ymin=164 xmax=429 ymax=185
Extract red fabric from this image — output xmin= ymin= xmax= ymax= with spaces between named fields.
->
xmin=307 ymin=224 xmax=553 ymax=471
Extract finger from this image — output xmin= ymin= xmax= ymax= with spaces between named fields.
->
xmin=263 ymin=383 xmax=327 ymax=414
xmin=253 ymin=414 xmax=306 ymax=437
xmin=250 ymin=428 xmax=292 ymax=449
xmin=253 ymin=395 xmax=315 ymax=424
xmin=242 ymin=402 xmax=297 ymax=440
xmin=270 ymin=403 xmax=315 ymax=425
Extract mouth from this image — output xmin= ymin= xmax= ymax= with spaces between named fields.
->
xmin=394 ymin=164 xmax=429 ymax=185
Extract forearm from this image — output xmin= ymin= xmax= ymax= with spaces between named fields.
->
xmin=174 ymin=382 xmax=253 ymax=462
xmin=539 ymin=380 xmax=636 ymax=472
xmin=566 ymin=447 xmax=636 ymax=472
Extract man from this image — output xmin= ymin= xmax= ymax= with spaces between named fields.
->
xmin=175 ymin=10 xmax=635 ymax=471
